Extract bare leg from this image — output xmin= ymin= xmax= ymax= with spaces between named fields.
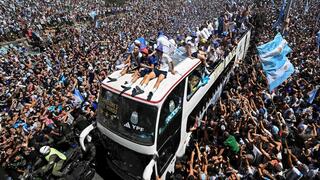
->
xmin=131 ymin=70 xmax=138 ymax=77
xmin=198 ymin=54 xmax=208 ymax=66
xmin=131 ymin=72 xmax=141 ymax=84
xmin=139 ymin=73 xmax=149 ymax=85
xmin=120 ymin=67 xmax=128 ymax=76
xmin=153 ymin=74 xmax=165 ymax=90
xmin=142 ymin=72 xmax=156 ymax=86
xmin=135 ymin=72 xmax=156 ymax=95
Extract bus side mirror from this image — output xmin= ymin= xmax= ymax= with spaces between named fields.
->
xmin=143 ymin=154 xmax=158 ymax=180
xmin=79 ymin=123 xmax=96 ymax=151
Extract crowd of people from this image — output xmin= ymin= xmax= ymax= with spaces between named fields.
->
xmin=0 ymin=0 xmax=129 ymax=42
xmin=0 ymin=0 xmax=319 ymax=179
xmin=172 ymin=0 xmax=320 ymax=180
xmin=0 ymin=0 xmax=255 ymax=179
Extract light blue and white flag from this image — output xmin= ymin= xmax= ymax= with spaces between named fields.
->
xmin=95 ymin=20 xmax=100 ymax=29
xmin=257 ymin=33 xmax=292 ymax=70
xmin=74 ymin=89 xmax=84 ymax=104
xmin=307 ymin=86 xmax=319 ymax=104
xmin=257 ymin=33 xmax=294 ymax=92
xmin=89 ymin=10 xmax=97 ymax=20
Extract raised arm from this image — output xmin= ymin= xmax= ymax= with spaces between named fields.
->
xmin=195 ymin=142 xmax=202 ymax=163
xmin=259 ymin=142 xmax=271 ymax=161
xmin=189 ymin=150 xmax=195 ymax=169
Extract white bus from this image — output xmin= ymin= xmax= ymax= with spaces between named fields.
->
xmin=80 ymin=30 xmax=251 ymax=180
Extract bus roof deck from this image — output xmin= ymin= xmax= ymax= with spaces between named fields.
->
xmin=102 ymin=47 xmax=201 ymax=105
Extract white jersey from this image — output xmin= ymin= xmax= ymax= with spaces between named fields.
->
xmin=200 ymin=28 xmax=210 ymax=40
xmin=159 ymin=54 xmax=173 ymax=72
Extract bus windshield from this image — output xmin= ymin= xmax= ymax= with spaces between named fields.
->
xmin=97 ymin=88 xmax=157 ymax=145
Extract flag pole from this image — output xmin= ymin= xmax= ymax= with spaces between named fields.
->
xmin=281 ymin=0 xmax=294 ymax=35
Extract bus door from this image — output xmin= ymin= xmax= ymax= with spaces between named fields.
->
xmin=156 ymin=80 xmax=185 ymax=176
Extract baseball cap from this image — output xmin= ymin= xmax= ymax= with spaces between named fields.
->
xmin=141 ymin=48 xmax=148 ymax=55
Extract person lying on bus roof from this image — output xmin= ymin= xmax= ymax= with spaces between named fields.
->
xmin=121 ymin=48 xmax=153 ymax=91
xmin=108 ymin=45 xmax=142 ymax=82
xmin=133 ymin=45 xmax=176 ymax=100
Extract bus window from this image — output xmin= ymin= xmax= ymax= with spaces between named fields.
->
xmin=158 ymin=83 xmax=184 ymax=144
xmin=187 ymin=66 xmax=205 ymax=101
xmin=157 ymin=80 xmax=185 ymax=174
xmin=97 ymin=88 xmax=158 ymax=146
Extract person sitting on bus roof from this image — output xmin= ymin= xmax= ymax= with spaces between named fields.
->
xmin=185 ymin=32 xmax=199 ymax=58
xmin=191 ymin=42 xmax=211 ymax=75
xmin=121 ymin=48 xmax=152 ymax=91
xmin=133 ymin=45 xmax=175 ymax=100
xmin=185 ymin=32 xmax=210 ymax=74
xmin=108 ymin=45 xmax=142 ymax=82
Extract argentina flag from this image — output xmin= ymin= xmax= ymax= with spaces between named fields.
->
xmin=257 ymin=33 xmax=294 ymax=92
xmin=74 ymin=88 xmax=84 ymax=104
xmin=307 ymin=86 xmax=319 ymax=104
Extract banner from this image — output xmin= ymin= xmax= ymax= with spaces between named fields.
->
xmin=308 ymin=86 xmax=319 ymax=104
xmin=74 ymin=89 xmax=84 ymax=104
xmin=257 ymin=33 xmax=294 ymax=92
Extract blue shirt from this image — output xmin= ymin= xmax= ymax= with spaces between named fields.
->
xmin=148 ymin=55 xmax=159 ymax=67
